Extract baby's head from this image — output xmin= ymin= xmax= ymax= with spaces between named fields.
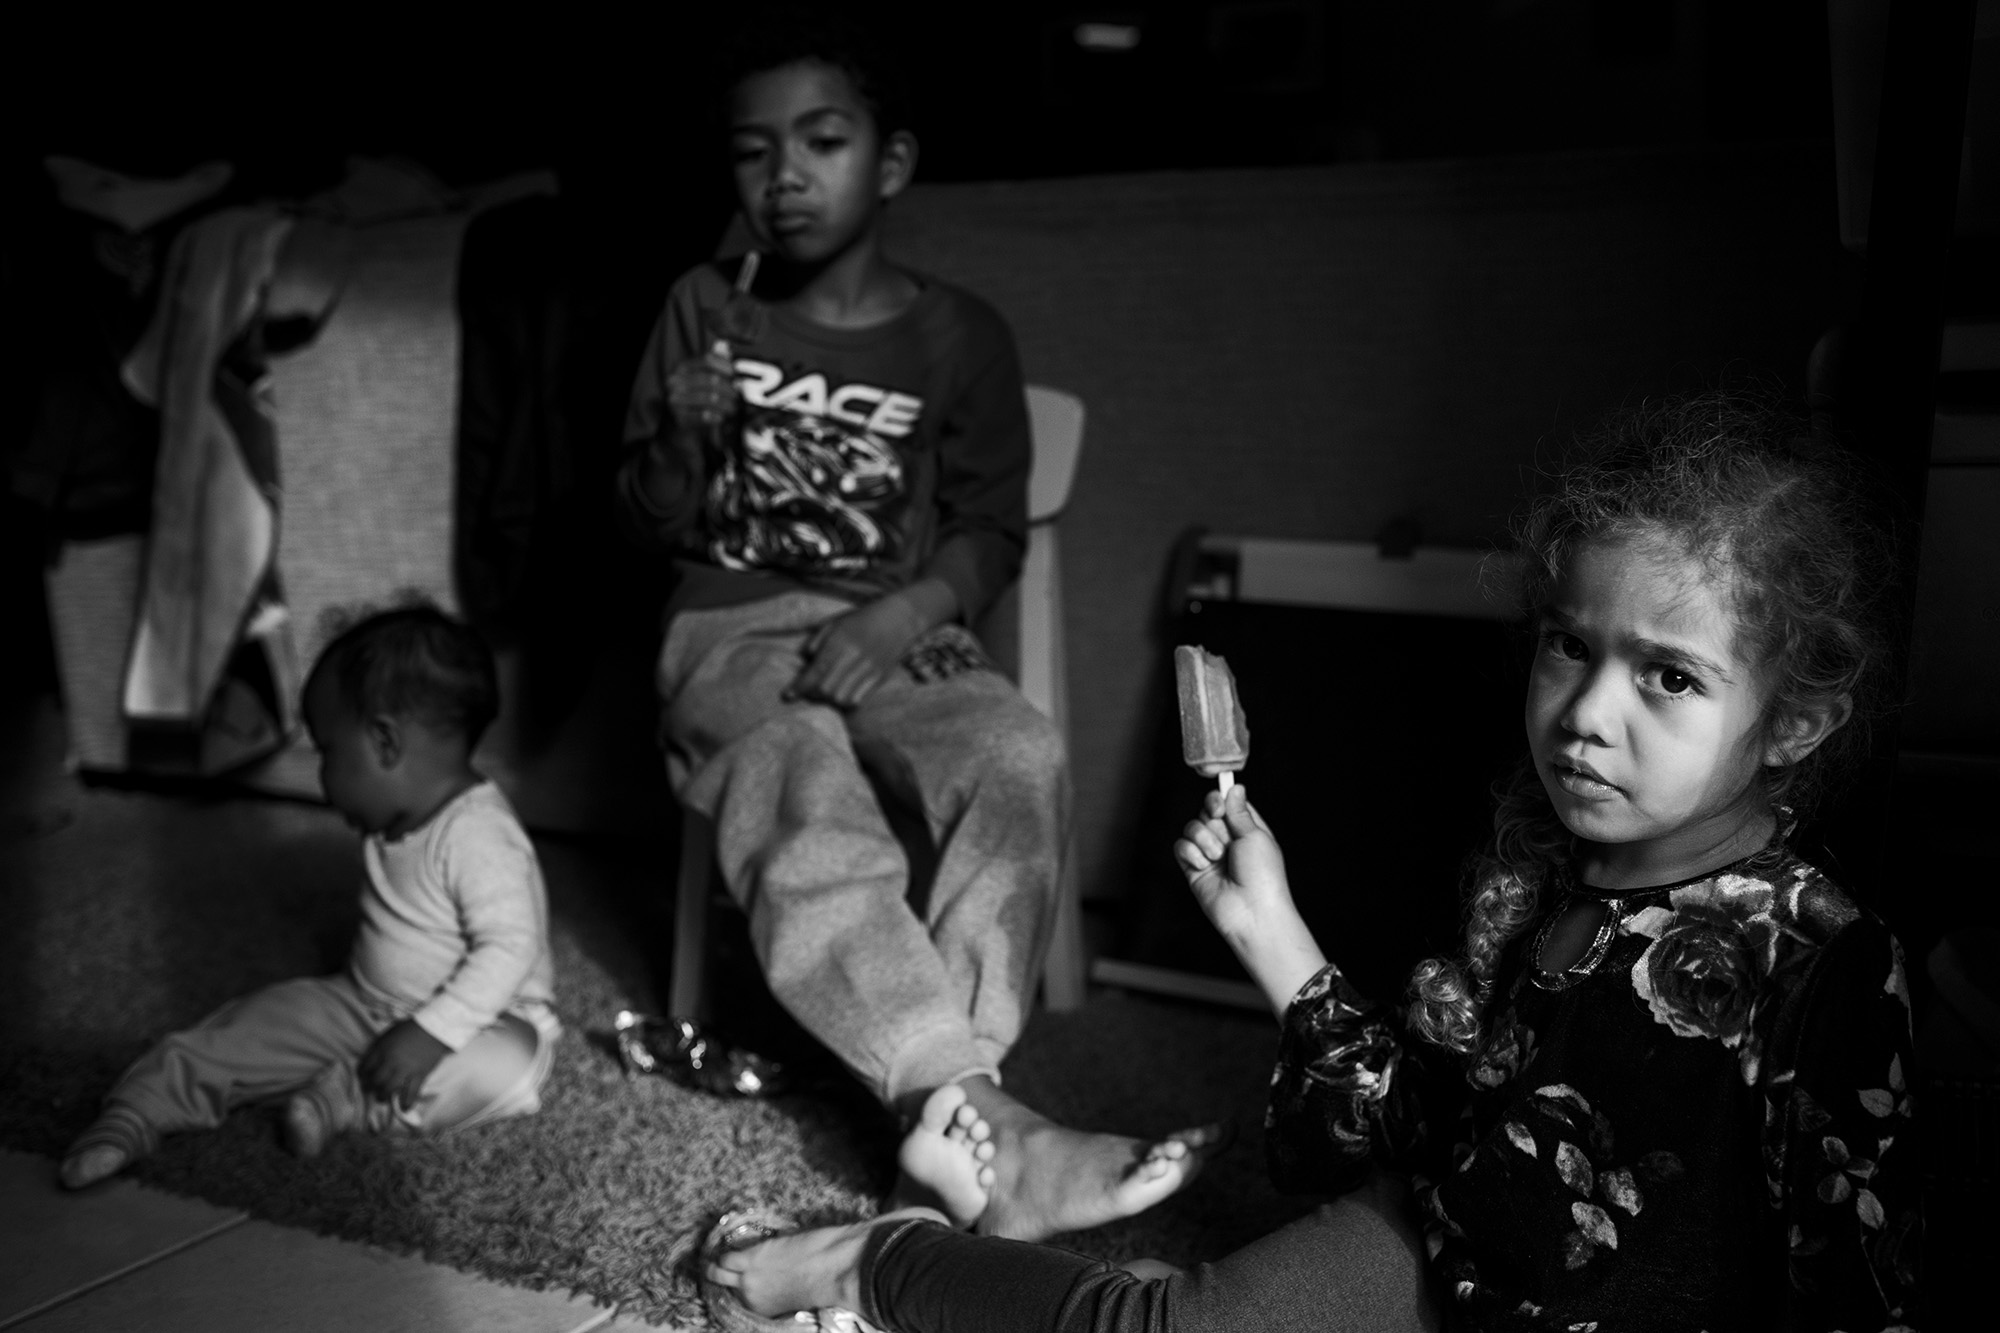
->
xmin=302 ymin=605 xmax=499 ymax=836
xmin=1512 ymin=391 xmax=1899 ymax=827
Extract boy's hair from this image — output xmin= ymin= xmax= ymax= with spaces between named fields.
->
xmin=1406 ymin=390 xmax=1902 ymax=1056
xmin=308 ymin=603 xmax=500 ymax=747
xmin=715 ymin=5 xmax=914 ymax=138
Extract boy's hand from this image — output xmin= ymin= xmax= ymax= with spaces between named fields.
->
xmin=666 ymin=345 xmax=736 ymax=429
xmin=359 ymin=1020 xmax=449 ymax=1111
xmin=1175 ymin=785 xmax=1329 ymax=1020
xmin=787 ymin=593 xmax=929 ymax=707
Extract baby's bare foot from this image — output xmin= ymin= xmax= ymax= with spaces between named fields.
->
xmin=706 ymin=1207 xmax=947 ymax=1321
xmin=60 ymin=1109 xmax=152 ymax=1190
xmin=894 ymin=1083 xmax=996 ymax=1226
xmin=962 ymin=1079 xmax=1224 ymax=1242
xmin=59 ymin=1143 xmax=128 ymax=1190
xmin=282 ymin=1093 xmax=330 ymax=1159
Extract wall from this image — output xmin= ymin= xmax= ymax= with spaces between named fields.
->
xmin=880 ymin=142 xmax=1846 ymax=901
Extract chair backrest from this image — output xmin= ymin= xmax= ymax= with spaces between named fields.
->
xmin=1025 ymin=385 xmax=1085 ymax=523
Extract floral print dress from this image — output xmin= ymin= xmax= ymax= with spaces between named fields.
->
xmin=1268 ymin=844 xmax=1920 ymax=1332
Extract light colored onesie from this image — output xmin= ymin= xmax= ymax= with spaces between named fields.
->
xmin=84 ymin=781 xmax=559 ymax=1159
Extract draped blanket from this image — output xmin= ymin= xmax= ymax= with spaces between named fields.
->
xmin=120 ymin=208 xmax=299 ymax=768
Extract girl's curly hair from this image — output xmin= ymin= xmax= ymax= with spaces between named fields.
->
xmin=1406 ymin=390 xmax=1902 ymax=1055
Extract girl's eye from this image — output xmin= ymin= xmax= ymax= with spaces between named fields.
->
xmin=1543 ymin=629 xmax=1586 ymax=662
xmin=808 ymin=135 xmax=848 ymax=153
xmin=1648 ymin=666 xmax=1699 ymax=696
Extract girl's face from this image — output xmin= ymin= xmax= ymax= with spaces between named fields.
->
xmin=1526 ymin=535 xmax=1782 ymax=887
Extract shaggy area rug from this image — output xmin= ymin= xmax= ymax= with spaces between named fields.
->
xmin=1 ymin=741 xmax=1306 ymax=1329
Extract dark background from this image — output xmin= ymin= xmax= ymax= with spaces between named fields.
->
xmin=0 ymin=0 xmax=1854 ymax=699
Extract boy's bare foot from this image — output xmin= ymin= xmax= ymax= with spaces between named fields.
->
xmin=893 ymin=1083 xmax=996 ymax=1226
xmin=706 ymin=1206 xmax=948 ymax=1321
xmin=59 ymin=1143 xmax=128 ymax=1190
xmin=959 ymin=1078 xmax=1223 ymax=1242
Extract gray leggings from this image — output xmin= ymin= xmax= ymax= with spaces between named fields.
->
xmin=859 ymin=1174 xmax=1441 ymax=1333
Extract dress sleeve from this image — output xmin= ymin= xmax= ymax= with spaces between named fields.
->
xmin=1765 ymin=920 xmax=1921 ymax=1332
xmin=1267 ymin=962 xmax=1435 ymax=1194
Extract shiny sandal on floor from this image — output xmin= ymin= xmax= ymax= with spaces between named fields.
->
xmin=699 ymin=1210 xmax=887 ymax=1333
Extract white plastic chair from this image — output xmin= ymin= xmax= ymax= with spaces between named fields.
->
xmin=671 ymin=384 xmax=1090 ymax=1019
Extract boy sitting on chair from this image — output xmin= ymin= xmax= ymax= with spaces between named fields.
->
xmin=618 ymin=16 xmax=1210 ymax=1239
xmin=62 ymin=605 xmax=559 ymax=1187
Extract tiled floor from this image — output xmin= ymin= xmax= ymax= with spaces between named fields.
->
xmin=0 ymin=691 xmax=687 ymax=1331
xmin=0 ymin=1150 xmax=666 ymax=1332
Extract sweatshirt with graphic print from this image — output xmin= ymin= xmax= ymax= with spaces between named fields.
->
xmin=619 ymin=259 xmax=1030 ymax=625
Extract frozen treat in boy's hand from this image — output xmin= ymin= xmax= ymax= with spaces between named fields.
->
xmin=1175 ymin=645 xmax=1250 ymax=791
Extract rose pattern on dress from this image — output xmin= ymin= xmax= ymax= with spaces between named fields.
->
xmin=1625 ymin=870 xmax=1821 ymax=1084
xmin=1774 ymin=1038 xmax=1919 ymax=1325
xmin=1491 ymin=1082 xmax=1679 ymax=1272
xmin=1265 ymin=849 xmax=1918 ymax=1330
xmin=1468 ymin=1006 xmax=1537 ymax=1090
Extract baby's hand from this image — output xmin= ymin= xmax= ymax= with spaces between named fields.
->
xmin=359 ymin=1019 xmax=449 ymax=1111
xmin=666 ymin=344 xmax=737 ymax=430
xmin=1174 ymin=785 xmax=1293 ymax=942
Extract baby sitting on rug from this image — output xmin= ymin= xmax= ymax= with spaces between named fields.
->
xmin=61 ymin=604 xmax=560 ymax=1188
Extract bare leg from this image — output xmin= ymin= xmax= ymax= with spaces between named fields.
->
xmin=708 ymin=1207 xmax=946 ymax=1319
xmin=959 ymin=1076 xmax=1221 ymax=1242
xmin=894 ymin=1083 xmax=996 ymax=1226
xmin=1119 ymin=1258 xmax=1185 ymax=1279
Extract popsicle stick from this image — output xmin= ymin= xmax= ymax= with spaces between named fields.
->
xmin=1218 ymin=772 xmax=1234 ymax=795
xmin=708 ymin=252 xmax=763 ymax=362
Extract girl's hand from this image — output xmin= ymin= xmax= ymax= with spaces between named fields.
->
xmin=666 ymin=345 xmax=736 ymax=429
xmin=1175 ymin=785 xmax=1291 ymax=938
xmin=1174 ymin=785 xmax=1329 ymax=1020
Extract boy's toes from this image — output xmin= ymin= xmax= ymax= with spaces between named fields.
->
xmin=896 ymin=1085 xmax=997 ymax=1228
xmin=60 ymin=1144 xmax=128 ymax=1190
xmin=1164 ymin=1122 xmax=1232 ymax=1158
xmin=944 ymin=1101 xmax=991 ymax=1148
xmin=916 ymin=1082 xmax=970 ymax=1135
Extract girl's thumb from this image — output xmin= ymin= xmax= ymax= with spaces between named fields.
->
xmin=1223 ymin=786 xmax=1265 ymax=834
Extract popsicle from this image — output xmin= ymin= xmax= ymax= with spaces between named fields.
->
xmin=683 ymin=252 xmax=761 ymax=430
xmin=1175 ymin=645 xmax=1250 ymax=793
xmin=713 ymin=249 xmax=762 ymax=349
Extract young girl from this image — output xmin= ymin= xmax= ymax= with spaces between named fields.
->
xmin=704 ymin=393 xmax=1921 ymax=1332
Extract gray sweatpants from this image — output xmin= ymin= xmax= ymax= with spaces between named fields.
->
xmin=658 ymin=592 xmax=1068 ymax=1107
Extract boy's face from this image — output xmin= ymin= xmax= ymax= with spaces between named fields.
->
xmin=728 ymin=59 xmax=915 ymax=267
xmin=303 ymin=672 xmax=404 ymax=836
